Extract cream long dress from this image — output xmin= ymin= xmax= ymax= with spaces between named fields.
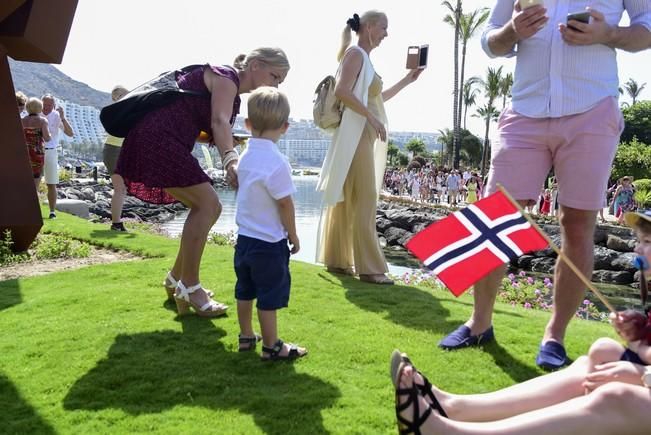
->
xmin=317 ymin=73 xmax=389 ymax=274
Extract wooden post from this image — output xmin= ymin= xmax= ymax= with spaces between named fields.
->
xmin=0 ymin=0 xmax=78 ymax=251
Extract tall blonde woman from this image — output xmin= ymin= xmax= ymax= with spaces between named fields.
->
xmin=317 ymin=11 xmax=423 ymax=284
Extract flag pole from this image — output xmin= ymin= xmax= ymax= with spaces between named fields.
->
xmin=497 ymin=184 xmax=617 ymax=313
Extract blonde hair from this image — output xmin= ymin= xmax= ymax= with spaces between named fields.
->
xmin=247 ymin=86 xmax=290 ymax=134
xmin=16 ymin=91 xmax=27 ymax=107
xmin=337 ymin=10 xmax=387 ymax=61
xmin=26 ymin=97 xmax=43 ymax=115
xmin=111 ymin=85 xmax=129 ymax=102
xmin=233 ymin=47 xmax=290 ymax=72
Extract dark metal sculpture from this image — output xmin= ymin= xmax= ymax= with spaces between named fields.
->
xmin=0 ymin=0 xmax=78 ymax=251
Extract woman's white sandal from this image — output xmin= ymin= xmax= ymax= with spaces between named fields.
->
xmin=174 ymin=281 xmax=228 ymax=317
xmin=164 ymin=272 xmax=214 ymax=301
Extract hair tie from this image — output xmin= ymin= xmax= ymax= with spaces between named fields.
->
xmin=346 ymin=13 xmax=360 ymax=32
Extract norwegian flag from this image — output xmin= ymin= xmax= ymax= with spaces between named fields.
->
xmin=405 ymin=191 xmax=549 ymax=296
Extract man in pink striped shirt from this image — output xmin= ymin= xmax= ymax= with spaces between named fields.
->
xmin=439 ymin=0 xmax=651 ymax=370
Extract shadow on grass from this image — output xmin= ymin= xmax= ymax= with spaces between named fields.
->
xmin=0 ymin=372 xmax=55 ymax=434
xmin=0 ymin=279 xmax=21 ymax=312
xmin=338 ymin=275 xmax=457 ymax=335
xmin=63 ymin=316 xmax=339 ymax=434
xmin=477 ymin=340 xmax=540 ymax=383
xmin=89 ymin=229 xmax=137 ymax=240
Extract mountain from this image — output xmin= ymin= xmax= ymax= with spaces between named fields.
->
xmin=8 ymin=58 xmax=110 ymax=109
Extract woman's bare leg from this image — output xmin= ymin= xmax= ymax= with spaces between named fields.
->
xmin=398 ymin=364 xmax=651 ymax=435
xmin=419 ymin=357 xmax=591 ymax=422
xmin=110 ymin=173 xmax=127 ymax=224
xmin=165 ymin=183 xmax=221 ymax=306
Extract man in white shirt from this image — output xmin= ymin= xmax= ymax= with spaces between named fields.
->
xmin=42 ymin=94 xmax=74 ymax=218
xmin=439 ymin=1 xmax=651 ymax=370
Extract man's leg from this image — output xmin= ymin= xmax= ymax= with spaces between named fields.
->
xmin=47 ymin=184 xmax=57 ymax=214
xmin=543 ymin=205 xmax=597 ymax=344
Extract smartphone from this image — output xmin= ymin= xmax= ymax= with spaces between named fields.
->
xmin=418 ymin=45 xmax=429 ymax=69
xmin=406 ymin=45 xmax=428 ymax=69
xmin=567 ymin=11 xmax=590 ymax=31
xmin=521 ymin=0 xmax=543 ymax=9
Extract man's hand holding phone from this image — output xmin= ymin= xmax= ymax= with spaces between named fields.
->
xmin=512 ymin=1 xmax=548 ymax=41
xmin=559 ymin=8 xmax=614 ymax=47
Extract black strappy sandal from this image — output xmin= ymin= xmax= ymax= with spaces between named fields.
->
xmin=395 ymin=363 xmax=434 ymax=435
xmin=391 ymin=350 xmax=448 ymax=418
xmin=238 ymin=334 xmax=262 ymax=352
xmin=260 ymin=339 xmax=307 ymax=361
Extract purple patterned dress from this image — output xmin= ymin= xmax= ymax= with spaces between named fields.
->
xmin=115 ymin=64 xmax=240 ymax=204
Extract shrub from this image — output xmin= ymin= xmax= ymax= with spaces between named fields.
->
xmin=33 ymin=234 xmax=91 ymax=260
xmin=611 ymin=138 xmax=651 ymax=181
xmin=392 ymin=269 xmax=609 ymax=322
xmin=208 ymin=231 xmax=235 ymax=247
xmin=0 ymin=230 xmax=29 ymax=266
xmin=633 ymin=178 xmax=651 ymax=192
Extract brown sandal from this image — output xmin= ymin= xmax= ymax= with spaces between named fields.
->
xmin=326 ymin=266 xmax=355 ymax=276
xmin=359 ymin=274 xmax=394 ymax=285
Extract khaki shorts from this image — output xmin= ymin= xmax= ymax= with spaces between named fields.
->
xmin=43 ymin=148 xmax=59 ymax=185
xmin=103 ymin=143 xmax=121 ymax=175
xmin=485 ymin=97 xmax=623 ymax=211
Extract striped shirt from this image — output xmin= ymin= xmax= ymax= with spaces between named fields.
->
xmin=481 ymin=0 xmax=651 ymax=118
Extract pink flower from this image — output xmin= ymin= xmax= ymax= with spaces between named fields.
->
xmin=524 ymin=303 xmax=532 ymax=309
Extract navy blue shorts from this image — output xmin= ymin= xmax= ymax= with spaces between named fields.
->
xmin=620 ymin=348 xmax=645 ymax=365
xmin=234 ymin=234 xmax=291 ymax=310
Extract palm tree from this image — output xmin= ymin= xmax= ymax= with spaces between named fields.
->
xmin=474 ymin=66 xmax=504 ymax=176
xmin=499 ymin=72 xmax=513 ymax=110
xmin=456 ymin=8 xmax=490 ymax=143
xmin=462 ymin=77 xmax=480 ymax=129
xmin=442 ymin=0 xmax=462 ymax=169
xmin=623 ymin=78 xmax=647 ymax=106
xmin=437 ymin=128 xmax=454 ymax=166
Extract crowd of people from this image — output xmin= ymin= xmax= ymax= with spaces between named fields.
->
xmin=383 ymin=167 xmax=484 ymax=206
xmin=11 ymin=1 xmax=651 ymax=433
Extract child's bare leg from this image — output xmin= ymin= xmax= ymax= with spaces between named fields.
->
xmin=258 ymin=309 xmax=306 ymax=357
xmin=237 ymin=299 xmax=255 ymax=337
xmin=258 ymin=309 xmax=279 ymax=348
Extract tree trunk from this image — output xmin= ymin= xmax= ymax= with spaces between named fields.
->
xmin=480 ymin=116 xmax=491 ymax=176
xmin=452 ymin=0 xmax=461 ymax=169
xmin=457 ymin=41 xmax=468 ymax=148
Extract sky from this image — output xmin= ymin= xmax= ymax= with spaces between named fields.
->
xmin=54 ymin=0 xmax=651 ymax=136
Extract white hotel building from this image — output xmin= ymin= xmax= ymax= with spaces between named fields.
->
xmin=57 ymin=100 xmax=106 ymax=147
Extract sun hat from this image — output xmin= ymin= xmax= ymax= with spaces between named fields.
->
xmin=624 ymin=209 xmax=651 ymax=228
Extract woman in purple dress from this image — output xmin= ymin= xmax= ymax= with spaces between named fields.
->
xmin=116 ymin=47 xmax=290 ymax=317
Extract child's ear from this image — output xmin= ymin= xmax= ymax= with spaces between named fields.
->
xmin=244 ymin=118 xmax=252 ymax=131
xmin=281 ymin=121 xmax=289 ymax=134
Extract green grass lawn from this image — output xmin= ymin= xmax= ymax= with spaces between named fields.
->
xmin=0 ymin=210 xmax=618 ymax=434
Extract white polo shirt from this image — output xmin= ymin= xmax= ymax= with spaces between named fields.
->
xmin=235 ymin=138 xmax=296 ymax=243
xmin=44 ymin=110 xmax=62 ymax=149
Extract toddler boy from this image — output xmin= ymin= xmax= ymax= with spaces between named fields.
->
xmin=234 ymin=87 xmax=307 ymax=361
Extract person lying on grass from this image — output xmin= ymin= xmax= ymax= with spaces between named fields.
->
xmin=389 ymin=209 xmax=651 ymax=434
